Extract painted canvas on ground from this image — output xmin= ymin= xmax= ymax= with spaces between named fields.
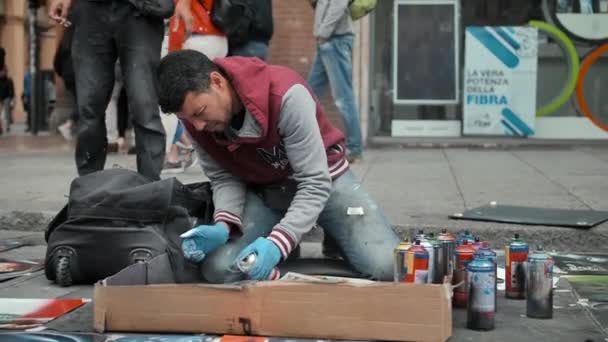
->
xmin=0 ymin=298 xmax=87 ymax=329
xmin=568 ymin=275 xmax=608 ymax=334
xmin=0 ymin=258 xmax=43 ymax=281
xmin=0 ymin=332 xmax=98 ymax=342
xmin=106 ymin=335 xmax=219 ymax=342
xmin=0 ymin=239 xmax=29 ymax=253
xmin=551 ymin=253 xmax=608 ymax=275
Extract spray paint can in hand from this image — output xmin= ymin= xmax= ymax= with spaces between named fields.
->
xmin=438 ymin=229 xmax=456 ymax=281
xmin=457 ymin=230 xmax=476 ymax=246
xmin=506 ymin=233 xmax=529 ymax=299
xmin=527 ymin=245 xmax=554 ymax=319
xmin=406 ymin=240 xmax=429 ymax=284
xmin=474 ymin=241 xmax=498 ymax=312
xmin=427 ymin=233 xmax=445 ymax=284
xmin=466 ymin=256 xmax=496 ymax=331
xmin=237 ymin=253 xmax=280 ymax=280
xmin=393 ymin=239 xmax=412 ymax=282
xmin=453 ymin=240 xmax=476 ymax=308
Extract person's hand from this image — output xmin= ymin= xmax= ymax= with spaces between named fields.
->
xmin=48 ymin=0 xmax=73 ymax=27
xmin=173 ymin=0 xmax=193 ymax=39
xmin=317 ymin=37 xmax=329 ymax=46
xmin=235 ymin=238 xmax=281 ymax=280
xmin=180 ymin=222 xmax=230 ymax=263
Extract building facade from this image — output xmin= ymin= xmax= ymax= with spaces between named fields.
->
xmin=2 ymin=0 xmax=607 ymax=141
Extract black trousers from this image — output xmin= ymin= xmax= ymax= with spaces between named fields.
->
xmin=71 ymin=0 xmax=165 ymax=180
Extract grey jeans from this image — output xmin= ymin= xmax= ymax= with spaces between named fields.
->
xmin=71 ymin=0 xmax=165 ymax=179
xmin=200 ymin=170 xmax=400 ymax=283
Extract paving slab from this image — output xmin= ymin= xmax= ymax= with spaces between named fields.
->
xmin=444 ymin=149 xmax=589 ymax=210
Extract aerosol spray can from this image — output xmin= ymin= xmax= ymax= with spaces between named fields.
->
xmin=437 ymin=229 xmax=456 ymax=281
xmin=472 ymin=237 xmax=484 ymax=251
xmin=506 ymin=234 xmax=528 ymax=299
xmin=475 ymin=241 xmax=497 ymax=312
xmin=466 ymin=256 xmax=496 ymax=331
xmin=237 ymin=253 xmax=280 ymax=280
xmin=406 ymin=240 xmax=429 ymax=284
xmin=415 ymin=230 xmax=436 ymax=284
xmin=527 ymin=245 xmax=554 ymax=319
xmin=457 ymin=230 xmax=476 ymax=246
xmin=393 ymin=239 xmax=412 ymax=282
xmin=453 ymin=240 xmax=476 ymax=308
xmin=427 ymin=233 xmax=445 ymax=284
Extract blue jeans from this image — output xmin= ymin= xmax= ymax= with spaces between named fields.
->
xmin=199 ymin=170 xmax=400 ymax=283
xmin=307 ymin=34 xmax=363 ymax=156
xmin=229 ymin=41 xmax=269 ymax=61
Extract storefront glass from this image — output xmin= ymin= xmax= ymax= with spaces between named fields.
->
xmin=370 ymin=0 xmax=608 ymax=138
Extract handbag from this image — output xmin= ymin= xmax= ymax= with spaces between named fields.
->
xmin=204 ymin=0 xmax=253 ymax=45
xmin=128 ymin=0 xmax=175 ymax=18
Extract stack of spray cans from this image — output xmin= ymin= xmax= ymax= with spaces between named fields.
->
xmin=394 ymin=230 xmax=554 ymax=332
xmin=393 ymin=229 xmax=455 ymax=285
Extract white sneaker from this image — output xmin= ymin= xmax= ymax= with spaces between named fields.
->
xmin=58 ymin=122 xmax=73 ymax=141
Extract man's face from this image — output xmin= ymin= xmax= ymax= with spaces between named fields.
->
xmin=177 ymin=71 xmax=233 ymax=132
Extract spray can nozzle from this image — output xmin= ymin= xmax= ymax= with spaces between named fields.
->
xmin=236 ymin=252 xmax=257 ymax=273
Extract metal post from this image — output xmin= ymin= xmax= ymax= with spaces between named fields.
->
xmin=27 ymin=0 xmax=39 ymax=135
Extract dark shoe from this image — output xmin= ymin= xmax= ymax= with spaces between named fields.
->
xmin=346 ymin=153 xmax=362 ymax=164
xmin=107 ymin=142 xmax=119 ymax=153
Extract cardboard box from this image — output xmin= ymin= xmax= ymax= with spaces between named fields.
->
xmin=94 ymin=254 xmax=452 ymax=342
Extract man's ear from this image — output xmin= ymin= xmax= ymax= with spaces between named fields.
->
xmin=209 ymin=71 xmax=225 ymax=89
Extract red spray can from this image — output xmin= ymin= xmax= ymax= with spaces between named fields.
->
xmin=506 ymin=233 xmax=529 ymax=299
xmin=406 ymin=240 xmax=429 ymax=284
xmin=453 ymin=240 xmax=476 ymax=308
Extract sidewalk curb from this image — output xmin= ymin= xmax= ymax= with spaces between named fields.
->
xmin=369 ymin=136 xmax=608 ymax=149
xmin=2 ymin=210 xmax=606 ymax=253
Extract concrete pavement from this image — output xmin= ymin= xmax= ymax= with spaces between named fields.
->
xmin=1 ymin=133 xmax=608 ymax=340
xmin=1 ymin=133 xmax=608 ymax=252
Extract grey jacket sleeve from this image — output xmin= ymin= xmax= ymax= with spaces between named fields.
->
xmin=314 ymin=0 xmax=350 ymax=39
xmin=266 ymin=84 xmax=332 ymax=259
xmin=190 ymin=138 xmax=247 ymax=230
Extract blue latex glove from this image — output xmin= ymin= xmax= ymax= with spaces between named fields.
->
xmin=235 ymin=237 xmax=281 ymax=280
xmin=180 ymin=223 xmax=229 ymax=263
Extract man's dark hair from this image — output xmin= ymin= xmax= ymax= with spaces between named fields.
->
xmin=157 ymin=50 xmax=223 ymax=113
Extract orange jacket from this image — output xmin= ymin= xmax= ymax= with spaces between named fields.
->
xmin=168 ymin=0 xmax=225 ymax=52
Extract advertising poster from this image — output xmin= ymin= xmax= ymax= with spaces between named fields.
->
xmin=463 ymin=26 xmax=538 ymax=136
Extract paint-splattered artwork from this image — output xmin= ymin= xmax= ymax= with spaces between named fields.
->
xmin=568 ymin=275 xmax=608 ymax=334
xmin=551 ymin=253 xmax=608 ymax=275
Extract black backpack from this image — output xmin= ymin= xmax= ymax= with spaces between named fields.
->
xmin=44 ymin=169 xmax=214 ymax=286
xmin=209 ymin=0 xmax=254 ymax=46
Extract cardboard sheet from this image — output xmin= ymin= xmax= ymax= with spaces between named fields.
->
xmin=94 ymin=255 xmax=452 ymax=342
